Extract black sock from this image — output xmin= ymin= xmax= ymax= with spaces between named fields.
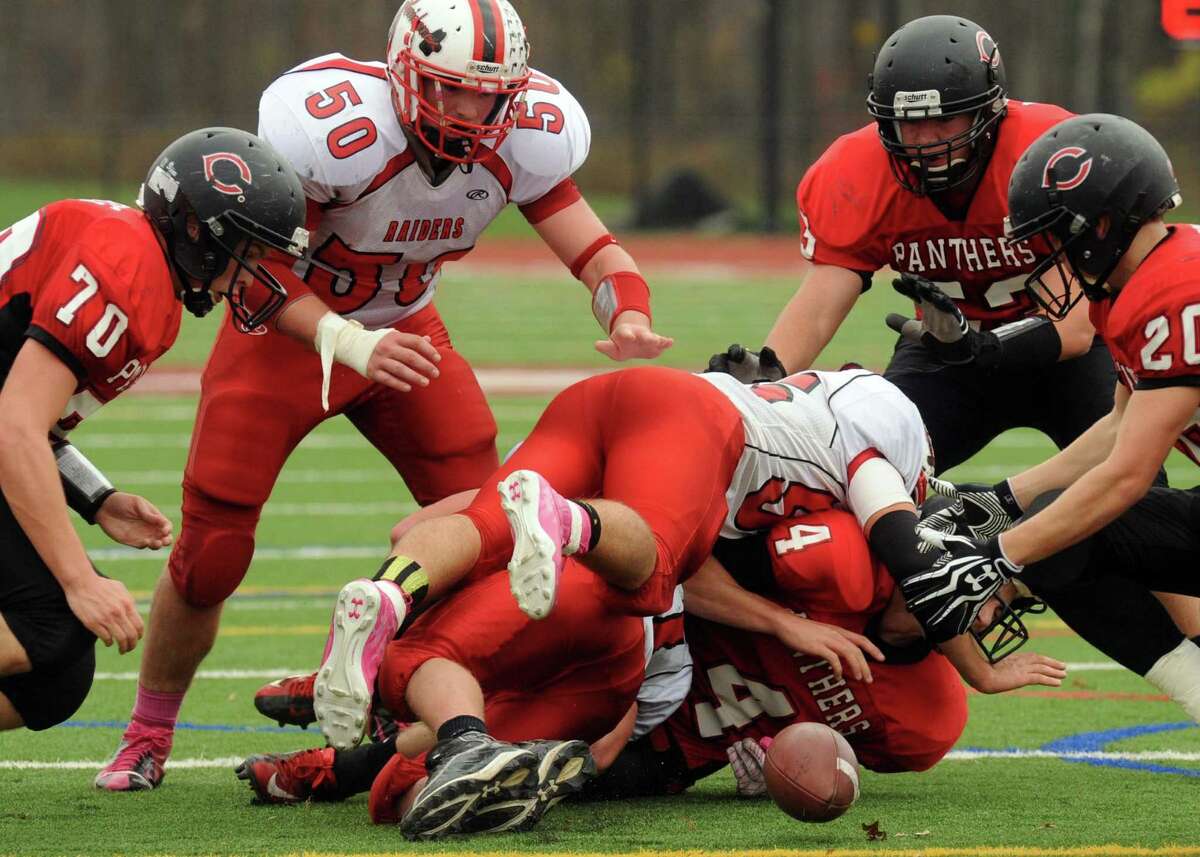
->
xmin=437 ymin=715 xmax=486 ymax=743
xmin=331 ymin=741 xmax=397 ymax=797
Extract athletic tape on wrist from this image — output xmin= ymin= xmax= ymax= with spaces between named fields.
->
xmin=314 ymin=312 xmax=392 ymax=412
xmin=53 ymin=440 xmax=116 ymax=525
xmin=592 ymin=271 xmax=651 ymax=334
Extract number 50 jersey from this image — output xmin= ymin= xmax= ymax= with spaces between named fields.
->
xmin=258 ymin=54 xmax=591 ymax=329
xmin=0 ymin=200 xmax=181 ymax=433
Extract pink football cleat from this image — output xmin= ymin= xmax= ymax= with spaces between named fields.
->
xmin=498 ymin=470 xmax=590 ymax=620
xmin=314 ymin=578 xmax=407 ymax=751
xmin=94 ymin=720 xmax=174 ymax=791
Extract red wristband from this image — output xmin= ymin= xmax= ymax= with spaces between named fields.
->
xmin=569 ymin=234 xmax=619 ymax=279
xmin=592 ymin=271 xmax=651 ymax=334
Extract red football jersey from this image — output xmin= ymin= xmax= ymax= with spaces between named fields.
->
xmin=796 ymin=100 xmax=1072 ymax=327
xmin=1090 ymin=224 xmax=1200 ymax=466
xmin=665 ymin=509 xmax=966 ymax=774
xmin=0 ymin=200 xmax=181 ymax=431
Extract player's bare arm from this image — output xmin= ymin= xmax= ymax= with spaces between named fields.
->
xmin=1005 ymin=381 xmax=1129 ymax=506
xmin=936 ymin=633 xmax=1066 ymax=693
xmin=764 ymin=263 xmax=862 ymax=372
xmin=531 ymin=197 xmax=673 ymax=361
xmin=682 ymin=554 xmax=882 ymax=683
xmin=1001 ymin=384 xmax=1200 ymax=566
xmin=0 ymin=339 xmax=142 ymax=654
xmin=273 ymin=293 xmax=442 ymax=395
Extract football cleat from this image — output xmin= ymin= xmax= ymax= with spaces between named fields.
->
xmin=94 ymin=720 xmax=174 ymax=792
xmin=314 ymin=578 xmax=407 ymax=751
xmin=498 ymin=470 xmax=589 ymax=621
xmin=399 ymin=731 xmax=537 ymax=839
xmin=254 ymin=673 xmax=317 ymax=728
xmin=235 ymin=746 xmax=342 ymax=804
xmin=466 ymin=739 xmax=596 ymax=833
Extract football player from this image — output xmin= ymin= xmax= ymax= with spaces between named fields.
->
xmin=306 ymin=361 xmax=952 ymax=787
xmin=98 ymin=0 xmax=672 ymax=792
xmin=587 ymin=508 xmax=1066 ymax=800
xmin=0 ymin=127 xmax=314 ymax=733
xmin=901 ymin=114 xmax=1200 ymax=723
xmin=726 ymin=15 xmax=1111 ymax=475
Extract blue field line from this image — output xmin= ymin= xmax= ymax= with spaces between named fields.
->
xmin=1041 ymin=721 xmax=1200 ymax=777
xmin=60 ymin=719 xmax=305 ymax=734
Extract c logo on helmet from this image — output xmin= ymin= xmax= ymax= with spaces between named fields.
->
xmin=976 ymin=30 xmax=1000 ymax=67
xmin=1041 ymin=146 xmax=1093 ymax=191
xmin=202 ymin=152 xmax=253 ymax=197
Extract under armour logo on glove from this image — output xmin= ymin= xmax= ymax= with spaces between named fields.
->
xmin=705 ymin=344 xmax=787 ymax=384
xmin=919 ymin=477 xmax=1022 ymax=544
xmin=901 ymin=533 xmax=1020 ymax=644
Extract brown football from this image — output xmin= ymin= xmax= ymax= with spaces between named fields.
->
xmin=763 ymin=723 xmax=860 ymax=822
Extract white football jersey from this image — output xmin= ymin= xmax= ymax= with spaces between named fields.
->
xmin=699 ymin=369 xmax=929 ymax=537
xmin=259 ymin=54 xmax=590 ymax=328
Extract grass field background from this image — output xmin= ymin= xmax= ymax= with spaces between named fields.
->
xmin=0 ymin=179 xmax=1198 ymax=855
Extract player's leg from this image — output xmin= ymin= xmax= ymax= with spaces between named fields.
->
xmin=486 ymin=367 xmax=746 ymax=617
xmin=0 ymin=613 xmax=31 ymax=677
xmin=0 ymin=647 xmax=95 ymax=733
xmin=0 ymin=691 xmax=22 ymax=730
xmin=883 ymin=339 xmax=1004 ymax=472
xmin=99 ymin=318 xmax=368 ymax=791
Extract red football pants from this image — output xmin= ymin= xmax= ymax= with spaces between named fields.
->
xmin=460 ymin=366 xmax=745 ymax=615
xmin=168 ymin=305 xmax=498 ymax=607
xmin=369 ymin=562 xmax=646 ymax=820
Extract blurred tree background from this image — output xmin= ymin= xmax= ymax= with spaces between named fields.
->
xmin=1 ymin=0 xmax=1196 ymax=229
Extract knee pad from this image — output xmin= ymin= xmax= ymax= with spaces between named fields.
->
xmin=168 ymin=490 xmax=260 ymax=608
xmin=0 ymin=646 xmax=95 ymax=730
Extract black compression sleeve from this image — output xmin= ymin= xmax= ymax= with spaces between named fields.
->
xmin=867 ymin=509 xmax=929 ymax=581
xmin=975 ymin=316 xmax=1062 ymax=372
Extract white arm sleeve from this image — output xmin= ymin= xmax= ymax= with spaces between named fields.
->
xmin=847 ymin=457 xmax=914 ymax=529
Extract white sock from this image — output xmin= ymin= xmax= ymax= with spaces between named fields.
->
xmin=374 ymin=579 xmax=408 ymax=624
xmin=1145 ymin=639 xmax=1200 ymax=724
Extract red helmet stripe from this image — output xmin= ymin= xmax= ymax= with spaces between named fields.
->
xmin=468 ymin=0 xmax=487 ymax=62
xmin=468 ymin=0 xmax=499 ymax=63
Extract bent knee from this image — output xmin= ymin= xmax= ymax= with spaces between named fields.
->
xmin=169 ymin=492 xmax=260 ymax=608
xmin=0 ymin=647 xmax=95 ymax=730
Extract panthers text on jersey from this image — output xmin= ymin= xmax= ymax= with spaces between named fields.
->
xmin=796 ymin=100 xmax=1072 ymax=327
xmin=1090 ymin=224 xmax=1200 ymax=466
xmin=0 ymin=200 xmax=181 ymax=434
xmin=258 ymin=54 xmax=590 ymax=329
xmin=700 ymin=368 xmax=929 ymax=536
xmin=665 ymin=509 xmax=966 ymax=774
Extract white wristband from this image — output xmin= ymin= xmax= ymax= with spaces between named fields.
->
xmin=314 ymin=312 xmax=390 ymax=411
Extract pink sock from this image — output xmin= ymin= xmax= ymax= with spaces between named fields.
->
xmin=131 ymin=684 xmax=184 ymax=729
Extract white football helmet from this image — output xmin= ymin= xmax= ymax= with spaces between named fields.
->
xmin=386 ymin=0 xmax=531 ymax=164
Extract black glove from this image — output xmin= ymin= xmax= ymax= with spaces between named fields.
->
xmin=886 ymin=274 xmax=1002 ymax=368
xmin=901 ymin=533 xmax=1022 ymax=644
xmin=919 ymin=477 xmax=1024 ymax=542
xmin=706 ymin=344 xmax=787 ymax=384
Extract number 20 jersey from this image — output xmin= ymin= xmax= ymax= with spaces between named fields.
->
xmin=258 ymin=54 xmax=590 ymax=329
xmin=0 ymin=200 xmax=181 ymax=433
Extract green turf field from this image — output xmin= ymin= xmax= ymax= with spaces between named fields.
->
xmin=1 ymin=181 xmax=1199 ymax=856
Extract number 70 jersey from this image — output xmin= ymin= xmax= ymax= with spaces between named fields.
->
xmin=0 ymin=200 xmax=181 ymax=434
xmin=258 ymin=54 xmax=591 ymax=329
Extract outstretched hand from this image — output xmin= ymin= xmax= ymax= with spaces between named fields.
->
xmin=96 ymin=492 xmax=173 ymax=550
xmin=976 ymin=651 xmax=1067 ymax=693
xmin=595 ymin=321 xmax=674 ymax=361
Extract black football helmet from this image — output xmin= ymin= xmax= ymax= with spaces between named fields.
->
xmin=969 ymin=580 xmax=1046 ymax=664
xmin=866 ymin=15 xmax=1008 ymax=195
xmin=1006 ymin=114 xmax=1181 ymax=319
xmin=138 ymin=127 xmax=310 ymax=331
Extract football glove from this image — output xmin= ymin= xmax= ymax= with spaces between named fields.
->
xmin=919 ymin=477 xmax=1024 ymax=543
xmin=706 ymin=344 xmax=787 ymax=384
xmin=726 ymin=736 xmax=773 ymax=798
xmin=901 ymin=533 xmax=1023 ymax=644
xmin=886 ymin=274 xmax=1002 ymax=368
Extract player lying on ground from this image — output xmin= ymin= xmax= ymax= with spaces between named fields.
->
xmin=240 ymin=508 xmax=1062 ymax=828
xmin=303 ymin=364 xmax=944 ymax=756
xmin=0 ymin=127 xmax=316 ymax=733
xmin=903 ymin=114 xmax=1200 ymax=723
xmin=99 ymin=0 xmax=674 ymax=792
xmin=587 ymin=507 xmax=1065 ymax=799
